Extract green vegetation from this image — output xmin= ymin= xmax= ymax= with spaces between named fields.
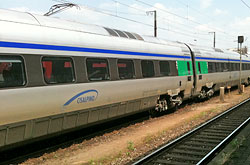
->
xmin=127 ymin=141 xmax=135 ymax=151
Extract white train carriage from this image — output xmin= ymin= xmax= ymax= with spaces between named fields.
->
xmin=0 ymin=9 xmax=192 ymax=150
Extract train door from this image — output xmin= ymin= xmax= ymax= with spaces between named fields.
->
xmin=184 ymin=44 xmax=198 ymax=97
xmin=228 ymin=59 xmax=233 ymax=88
xmin=176 ymin=59 xmax=194 ymax=98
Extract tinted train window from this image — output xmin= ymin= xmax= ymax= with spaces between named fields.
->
xmin=215 ymin=62 xmax=220 ymax=72
xmin=225 ymin=63 xmax=230 ymax=71
xmin=243 ymin=63 xmax=247 ymax=70
xmin=0 ymin=56 xmax=26 ymax=88
xmin=221 ymin=63 xmax=225 ymax=72
xmin=87 ymin=58 xmax=110 ymax=81
xmin=141 ymin=60 xmax=155 ymax=78
xmin=236 ymin=63 xmax=240 ymax=71
xmin=117 ymin=59 xmax=135 ymax=79
xmin=198 ymin=62 xmax=201 ymax=74
xmin=230 ymin=63 xmax=235 ymax=71
xmin=208 ymin=62 xmax=215 ymax=73
xmin=187 ymin=61 xmax=191 ymax=74
xmin=42 ymin=57 xmax=75 ymax=84
xmin=159 ymin=61 xmax=170 ymax=76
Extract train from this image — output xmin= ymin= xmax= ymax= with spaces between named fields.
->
xmin=1 ymin=8 xmax=250 ymax=151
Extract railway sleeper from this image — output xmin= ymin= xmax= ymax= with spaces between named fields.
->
xmin=212 ymin=123 xmax=241 ymax=129
xmin=163 ymin=153 xmax=202 ymax=162
xmin=154 ymin=159 xmax=189 ymax=165
xmin=177 ymin=145 xmax=211 ymax=152
xmin=184 ymin=141 xmax=218 ymax=147
xmin=195 ymin=134 xmax=226 ymax=140
xmin=172 ymin=149 xmax=205 ymax=157
xmin=200 ymin=131 xmax=229 ymax=137
xmin=190 ymin=137 xmax=221 ymax=144
xmin=208 ymin=126 xmax=236 ymax=132
xmin=204 ymin=128 xmax=233 ymax=133
xmin=216 ymin=122 xmax=244 ymax=126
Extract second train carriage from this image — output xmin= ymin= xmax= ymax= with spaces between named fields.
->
xmin=0 ymin=8 xmax=250 ymax=151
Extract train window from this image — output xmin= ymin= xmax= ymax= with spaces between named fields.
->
xmin=221 ymin=63 xmax=225 ymax=72
xmin=141 ymin=60 xmax=155 ymax=78
xmin=86 ymin=58 xmax=110 ymax=81
xmin=236 ymin=63 xmax=240 ymax=71
xmin=243 ymin=63 xmax=247 ymax=70
xmin=117 ymin=59 xmax=135 ymax=79
xmin=159 ymin=61 xmax=170 ymax=76
xmin=230 ymin=63 xmax=235 ymax=71
xmin=198 ymin=62 xmax=201 ymax=74
xmin=187 ymin=61 xmax=191 ymax=75
xmin=42 ymin=57 xmax=75 ymax=84
xmin=225 ymin=63 xmax=230 ymax=72
xmin=220 ymin=63 xmax=228 ymax=72
xmin=114 ymin=29 xmax=128 ymax=38
xmin=124 ymin=31 xmax=137 ymax=40
xmin=215 ymin=62 xmax=220 ymax=72
xmin=208 ymin=62 xmax=215 ymax=73
xmin=0 ymin=56 xmax=26 ymax=88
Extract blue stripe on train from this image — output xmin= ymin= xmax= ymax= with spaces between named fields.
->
xmin=0 ymin=41 xmax=248 ymax=62
xmin=0 ymin=41 xmax=190 ymax=59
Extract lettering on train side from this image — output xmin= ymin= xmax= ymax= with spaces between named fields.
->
xmin=63 ymin=89 xmax=98 ymax=106
xmin=77 ymin=96 xmax=96 ymax=104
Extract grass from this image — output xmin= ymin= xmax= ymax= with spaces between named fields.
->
xmin=143 ymin=134 xmax=154 ymax=144
xmin=127 ymin=141 xmax=135 ymax=151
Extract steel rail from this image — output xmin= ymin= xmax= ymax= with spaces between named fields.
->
xmin=197 ymin=117 xmax=250 ymax=165
xmin=132 ymin=97 xmax=250 ymax=165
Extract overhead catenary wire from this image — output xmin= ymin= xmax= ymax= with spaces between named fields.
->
xmin=112 ymin=0 xmax=207 ymax=34
xmin=51 ymin=0 xmax=238 ymax=47
xmin=134 ymin=0 xmax=237 ymax=39
xmin=111 ymin=0 xmax=236 ymax=44
xmin=52 ymin=0 xmax=214 ymax=42
xmin=240 ymin=0 xmax=250 ymax=10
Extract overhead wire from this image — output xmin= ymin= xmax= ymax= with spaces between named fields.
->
xmin=112 ymin=0 xmax=210 ymax=35
xmin=51 ymin=0 xmax=237 ymax=46
xmin=112 ymin=0 xmax=235 ymax=44
xmin=52 ymin=0 xmax=212 ymax=42
xmin=134 ymin=0 xmax=237 ymax=39
xmin=240 ymin=0 xmax=250 ymax=10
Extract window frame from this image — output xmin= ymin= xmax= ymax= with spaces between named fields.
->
xmin=41 ymin=56 xmax=76 ymax=85
xmin=117 ymin=59 xmax=135 ymax=80
xmin=0 ymin=55 xmax=27 ymax=89
xmin=86 ymin=58 xmax=110 ymax=82
xmin=141 ymin=60 xmax=155 ymax=78
xmin=208 ymin=62 xmax=215 ymax=73
xmin=159 ymin=60 xmax=171 ymax=77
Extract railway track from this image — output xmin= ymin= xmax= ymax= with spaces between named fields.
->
xmin=133 ymin=98 xmax=250 ymax=165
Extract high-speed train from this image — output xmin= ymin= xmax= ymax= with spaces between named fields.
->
xmin=0 ymin=8 xmax=250 ymax=151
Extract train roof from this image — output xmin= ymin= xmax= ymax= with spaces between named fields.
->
xmin=0 ymin=9 xmax=147 ymax=41
xmin=0 ymin=8 xmax=187 ymax=48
